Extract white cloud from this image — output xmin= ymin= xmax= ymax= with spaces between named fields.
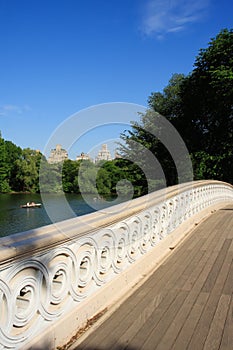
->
xmin=141 ymin=0 xmax=210 ymax=38
xmin=0 ymin=104 xmax=31 ymax=116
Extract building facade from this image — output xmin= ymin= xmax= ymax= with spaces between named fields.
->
xmin=95 ymin=144 xmax=112 ymax=162
xmin=47 ymin=144 xmax=68 ymax=164
xmin=76 ymin=152 xmax=91 ymax=161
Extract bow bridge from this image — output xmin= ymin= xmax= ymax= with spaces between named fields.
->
xmin=0 ymin=180 xmax=233 ymax=349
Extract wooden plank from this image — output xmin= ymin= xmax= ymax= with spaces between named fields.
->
xmin=123 ymin=289 xmax=183 ymax=350
xmin=200 ymin=227 xmax=221 ymax=252
xmin=202 ymin=239 xmax=232 ymax=292
xmin=188 ymin=236 xmax=231 ymax=296
xmin=187 ymin=243 xmax=233 ymax=350
xmin=163 ymin=240 xmax=206 ymax=291
xmin=104 ymin=241 xmax=208 ymax=349
xmin=229 ymin=240 xmax=233 ymax=251
xmin=215 ymin=208 xmax=233 ymax=238
xmin=226 ymin=215 xmax=233 ymax=239
xmin=154 ymin=289 xmax=207 ymax=350
xmin=172 ymin=292 xmax=209 ymax=350
xmin=182 ymin=242 xmax=222 ymax=292
xmin=140 ymin=291 xmax=189 ymax=350
xmin=115 ymin=237 xmax=217 ymax=349
xmin=222 ymin=257 xmax=233 ymax=295
xmin=213 ymin=209 xmax=231 ymax=231
xmin=82 ymin=289 xmax=179 ymax=350
xmin=155 ymin=243 xmax=232 ymax=349
xmin=173 ymin=249 xmax=205 ymax=290
xmin=203 ymin=294 xmax=231 ymax=350
xmin=79 ymin=257 xmax=186 ymax=349
xmin=219 ymin=296 xmax=233 ymax=350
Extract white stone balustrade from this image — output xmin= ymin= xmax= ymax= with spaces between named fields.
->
xmin=0 ymin=181 xmax=233 ymax=349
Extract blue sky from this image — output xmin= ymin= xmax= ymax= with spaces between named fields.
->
xmin=0 ymin=0 xmax=232 ymax=159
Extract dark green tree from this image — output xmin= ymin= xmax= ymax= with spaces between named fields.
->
xmin=62 ymin=159 xmax=80 ymax=193
xmin=119 ymin=110 xmax=178 ymax=189
xmin=179 ymin=29 xmax=233 ymax=182
xmin=7 ymin=142 xmax=23 ymax=190
xmin=145 ymin=29 xmax=233 ymax=184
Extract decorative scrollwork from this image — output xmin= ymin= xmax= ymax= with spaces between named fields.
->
xmin=0 ymin=182 xmax=232 ymax=349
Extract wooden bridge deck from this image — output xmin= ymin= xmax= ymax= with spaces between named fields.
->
xmin=71 ymin=205 xmax=233 ymax=350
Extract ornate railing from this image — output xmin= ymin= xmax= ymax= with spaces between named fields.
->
xmin=0 ymin=181 xmax=233 ymax=349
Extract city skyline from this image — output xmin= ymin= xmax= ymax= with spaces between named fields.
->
xmin=47 ymin=142 xmax=118 ymax=163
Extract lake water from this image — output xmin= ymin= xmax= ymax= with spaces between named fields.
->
xmin=0 ymin=193 xmax=120 ymax=238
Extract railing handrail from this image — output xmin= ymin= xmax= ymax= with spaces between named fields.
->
xmin=0 ymin=180 xmax=232 ymax=266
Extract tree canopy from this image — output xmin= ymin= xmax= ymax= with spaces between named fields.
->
xmin=121 ymin=28 xmax=233 ymax=185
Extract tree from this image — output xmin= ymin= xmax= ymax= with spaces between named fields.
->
xmin=0 ymin=136 xmax=10 ymax=192
xmin=99 ymin=159 xmax=148 ymax=197
xmin=148 ymin=73 xmax=186 ymax=119
xmin=6 ymin=141 xmax=23 ymax=190
xmin=119 ymin=109 xmax=178 ymax=189
xmin=146 ymin=29 xmax=233 ymax=184
xmin=62 ymin=159 xmax=80 ymax=193
xmin=96 ymin=167 xmax=112 ymax=195
xmin=14 ymin=148 xmax=41 ymax=192
xmin=77 ymin=160 xmax=98 ymax=194
xmin=0 ymin=134 xmax=23 ymax=192
xmin=180 ymin=29 xmax=233 ymax=182
xmin=39 ymin=160 xmax=63 ymax=193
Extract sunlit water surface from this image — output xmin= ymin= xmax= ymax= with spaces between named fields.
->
xmin=0 ymin=193 xmax=121 ymax=237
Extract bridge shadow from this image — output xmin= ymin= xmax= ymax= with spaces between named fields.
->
xmin=28 ymin=339 xmax=52 ymax=350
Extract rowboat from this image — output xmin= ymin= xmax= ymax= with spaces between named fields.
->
xmin=20 ymin=202 xmax=42 ymax=208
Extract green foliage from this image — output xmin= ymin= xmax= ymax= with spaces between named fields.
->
xmin=0 ymin=133 xmax=46 ymax=193
xmin=148 ymin=73 xmax=186 ymax=119
xmin=62 ymin=159 xmax=80 ymax=192
xmin=179 ymin=29 xmax=233 ymax=155
xmin=0 ymin=137 xmax=8 ymax=192
xmin=77 ymin=161 xmax=97 ymax=194
xmin=39 ymin=160 xmax=63 ymax=193
xmin=96 ymin=167 xmax=112 ymax=195
xmin=13 ymin=148 xmax=42 ymax=192
xmin=119 ymin=111 xmax=177 ymax=188
xmin=181 ymin=29 xmax=233 ymax=182
xmin=137 ymin=28 xmax=233 ymax=185
xmin=0 ymin=135 xmax=23 ymax=192
xmin=107 ymin=159 xmax=149 ymax=197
